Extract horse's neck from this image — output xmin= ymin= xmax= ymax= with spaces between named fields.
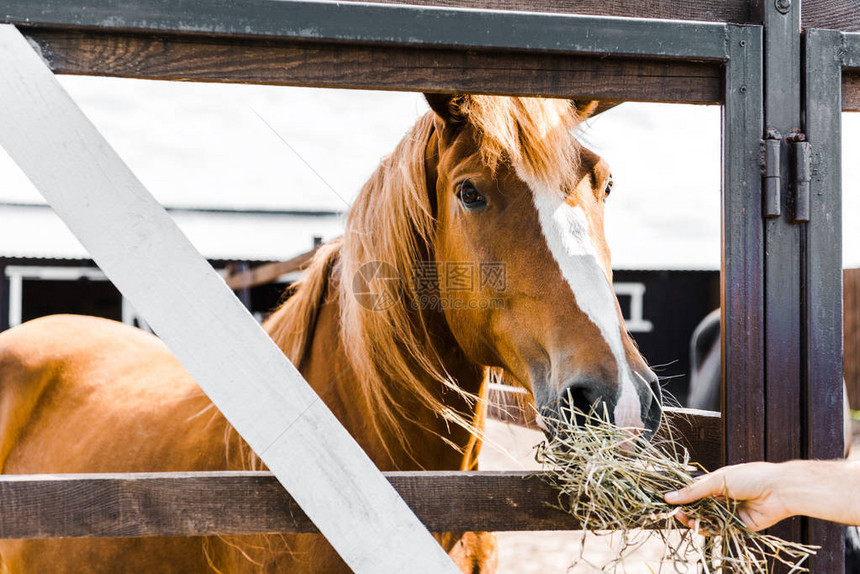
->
xmin=296 ymin=275 xmax=486 ymax=471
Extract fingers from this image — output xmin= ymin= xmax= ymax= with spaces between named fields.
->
xmin=664 ymin=471 xmax=726 ymax=505
xmin=672 ymin=509 xmax=719 ymax=536
xmin=736 ymin=508 xmax=761 ymax=531
xmin=737 ymin=507 xmax=777 ymax=532
xmin=673 ymin=509 xmax=694 ymax=529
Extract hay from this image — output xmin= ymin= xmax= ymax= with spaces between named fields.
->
xmin=535 ymin=404 xmax=817 ymax=573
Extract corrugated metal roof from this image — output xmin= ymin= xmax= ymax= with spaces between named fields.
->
xmin=0 ymin=203 xmax=343 ymax=261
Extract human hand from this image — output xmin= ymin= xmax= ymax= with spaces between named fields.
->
xmin=663 ymin=462 xmax=794 ymax=531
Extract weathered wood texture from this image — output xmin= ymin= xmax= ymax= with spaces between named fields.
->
xmin=803 ymin=0 xmax=860 ymax=32
xmin=0 ymin=471 xmax=584 ymax=539
xmin=843 ymin=72 xmax=860 ymax=112
xmin=226 ymin=246 xmax=320 ymax=291
xmin=721 ymin=25 xmax=765 ymax=468
xmin=758 ymin=0 xmax=807 ymax=556
xmin=23 ymin=30 xmax=722 ymax=104
xmin=486 ymin=385 xmax=722 ymax=470
xmin=0 ymin=24 xmax=459 ymax=574
xmin=845 ymin=268 xmax=860 ymax=410
xmin=6 ymin=0 xmax=860 ymax=34
xmin=5 ymin=0 xmax=860 ymax=31
xmin=340 ymin=0 xmax=860 ymax=30
xmin=803 ymin=29 xmax=846 ymax=572
xmin=3 ymin=1 xmax=733 ymax=60
xmin=16 ymin=28 xmax=860 ymax=110
xmin=657 ymin=408 xmax=722 ymax=472
xmin=338 ymin=0 xmax=752 ymax=23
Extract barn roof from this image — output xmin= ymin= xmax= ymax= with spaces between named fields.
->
xmin=0 ymin=202 xmax=343 ymax=262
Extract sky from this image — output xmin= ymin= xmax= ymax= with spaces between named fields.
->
xmin=1 ymin=75 xmax=858 ymax=269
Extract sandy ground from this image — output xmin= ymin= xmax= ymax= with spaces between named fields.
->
xmin=478 ymin=417 xmax=860 ymax=573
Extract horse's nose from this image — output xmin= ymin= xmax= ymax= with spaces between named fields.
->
xmin=539 ymin=377 xmax=615 ymax=432
xmin=538 ymin=372 xmax=663 ymax=437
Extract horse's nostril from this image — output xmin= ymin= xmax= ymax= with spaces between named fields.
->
xmin=554 ymin=383 xmax=610 ymax=427
xmin=644 ymin=376 xmax=664 ymax=436
xmin=649 ymin=377 xmax=663 ymax=404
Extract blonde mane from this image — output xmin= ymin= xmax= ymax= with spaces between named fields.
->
xmin=265 ymin=238 xmax=342 ymax=368
xmin=266 ymin=96 xmax=591 ymax=451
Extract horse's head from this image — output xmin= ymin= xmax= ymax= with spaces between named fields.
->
xmin=423 ymin=94 xmax=661 ymax=436
xmin=340 ymin=94 xmax=661 ymax=447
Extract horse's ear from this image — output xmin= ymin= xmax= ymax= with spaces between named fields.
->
xmin=572 ymin=100 xmax=600 ymax=120
xmin=424 ymin=93 xmax=467 ymax=125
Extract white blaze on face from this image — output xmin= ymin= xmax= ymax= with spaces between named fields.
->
xmin=530 ymin=187 xmax=644 ymax=430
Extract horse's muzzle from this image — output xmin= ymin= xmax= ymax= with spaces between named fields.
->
xmin=537 ymin=374 xmax=663 ymax=439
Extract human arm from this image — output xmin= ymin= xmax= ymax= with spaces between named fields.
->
xmin=664 ymin=459 xmax=860 ymax=531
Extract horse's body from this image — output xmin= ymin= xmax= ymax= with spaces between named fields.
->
xmin=0 ymin=95 xmax=661 ymax=572
xmin=0 ymin=309 xmax=489 ymax=572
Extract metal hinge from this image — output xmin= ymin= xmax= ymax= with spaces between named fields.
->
xmin=762 ymin=129 xmax=810 ymax=223
xmin=788 ymin=133 xmax=810 ymax=223
xmin=763 ymin=128 xmax=782 ymax=218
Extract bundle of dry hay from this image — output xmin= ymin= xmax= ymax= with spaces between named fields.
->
xmin=535 ymin=405 xmax=817 ymax=573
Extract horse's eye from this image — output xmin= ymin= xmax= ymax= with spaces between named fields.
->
xmin=603 ymin=176 xmax=614 ymax=201
xmin=456 ymin=181 xmax=487 ymax=210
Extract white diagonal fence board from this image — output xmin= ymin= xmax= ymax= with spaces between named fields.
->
xmin=0 ymin=24 xmax=458 ymax=574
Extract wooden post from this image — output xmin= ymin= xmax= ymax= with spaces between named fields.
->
xmin=803 ymin=28 xmax=847 ymax=572
xmin=0 ymin=24 xmax=458 ymax=574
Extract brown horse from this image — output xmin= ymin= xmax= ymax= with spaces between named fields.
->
xmin=0 ymin=94 xmax=661 ymax=573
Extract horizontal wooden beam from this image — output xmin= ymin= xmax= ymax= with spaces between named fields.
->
xmin=4 ymin=1 xmax=731 ymax=60
xmin=361 ymin=0 xmax=860 ymax=32
xmin=12 ymin=9 xmax=860 ymax=109
xmin=23 ymin=30 xmax=723 ymax=104
xmin=339 ymin=0 xmax=752 ymax=24
xmin=0 ymin=471 xmax=585 ymax=538
xmin=226 ymin=246 xmax=320 ymax=291
xmin=5 ymin=1 xmax=732 ymax=105
xmin=0 ymin=407 xmax=717 ymax=539
xmin=7 ymin=0 xmax=860 ymax=36
xmin=656 ymin=407 xmax=722 ymax=472
xmin=0 ymin=391 xmax=720 ymax=540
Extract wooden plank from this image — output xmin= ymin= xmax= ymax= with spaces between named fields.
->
xmin=721 ymin=25 xmax=765 ymax=467
xmin=0 ymin=471 xmax=588 ymax=539
xmin=12 ymin=0 xmax=860 ymax=34
xmin=357 ymin=0 xmax=860 ymax=33
xmin=756 ymin=0 xmax=806 ymax=558
xmin=486 ymin=385 xmax=723 ymax=470
xmin=803 ymin=0 xmax=860 ymax=32
xmin=840 ymin=33 xmax=860 ymax=113
xmin=336 ymin=0 xmax=752 ymax=23
xmin=2 ymin=0 xmax=731 ymax=61
xmin=657 ymin=408 xmax=722 ymax=472
xmin=844 ymin=71 xmax=860 ymax=112
xmin=803 ymin=28 xmax=846 ymax=572
xmin=486 ymin=383 xmax=539 ymax=428
xmin=0 ymin=24 xmax=458 ymax=574
xmin=0 ymin=0 xmax=755 ymax=27
xmin=225 ymin=246 xmax=320 ymax=291
xmin=21 ymin=30 xmax=723 ymax=105
xmin=845 ymin=269 xmax=860 ymax=409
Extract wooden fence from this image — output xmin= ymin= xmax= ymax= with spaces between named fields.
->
xmin=0 ymin=0 xmax=855 ymax=570
xmin=0 ymin=404 xmax=718 ymax=540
